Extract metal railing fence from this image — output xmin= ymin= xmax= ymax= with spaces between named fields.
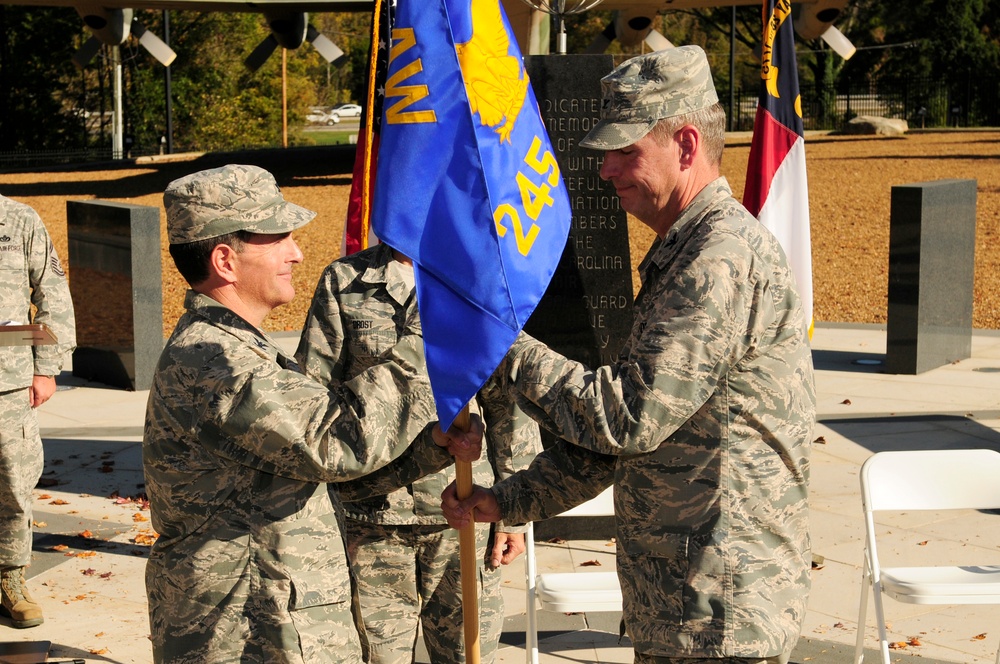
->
xmin=729 ymin=75 xmax=1000 ymax=132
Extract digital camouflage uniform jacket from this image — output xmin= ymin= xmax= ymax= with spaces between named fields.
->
xmin=143 ymin=290 xmax=453 ymax=664
xmin=0 ymin=194 xmax=76 ymax=389
xmin=296 ymin=243 xmax=539 ymax=529
xmin=491 ymin=179 xmax=816 ymax=660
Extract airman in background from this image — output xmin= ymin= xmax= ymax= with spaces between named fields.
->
xmin=0 ymin=194 xmax=76 ymax=629
xmin=297 ymin=242 xmax=541 ymax=663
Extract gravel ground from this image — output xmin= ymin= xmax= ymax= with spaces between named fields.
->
xmin=1 ymin=130 xmax=997 ymax=340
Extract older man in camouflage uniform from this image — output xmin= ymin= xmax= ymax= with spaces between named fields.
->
xmin=0 ymin=194 xmax=76 ymax=629
xmin=296 ymin=242 xmax=540 ymax=663
xmin=443 ymin=46 xmax=816 ymax=664
xmin=143 ymin=164 xmax=480 ymax=664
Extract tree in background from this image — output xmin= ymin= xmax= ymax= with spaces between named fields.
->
xmin=835 ymin=0 xmax=999 ymax=126
xmin=309 ymin=12 xmax=373 ymax=106
xmin=0 ymin=9 xmax=360 ymax=156
xmin=0 ymin=7 xmax=86 ymax=152
xmin=2 ymin=3 xmax=997 ymax=158
xmin=152 ymin=11 xmax=311 ymax=151
xmin=847 ymin=0 xmax=998 ymax=79
xmin=122 ymin=10 xmax=373 ymax=152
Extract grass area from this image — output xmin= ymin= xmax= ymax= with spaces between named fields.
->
xmin=297 ymin=126 xmax=358 ymax=146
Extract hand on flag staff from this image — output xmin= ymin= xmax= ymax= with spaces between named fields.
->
xmin=432 ymin=413 xmax=485 ymax=463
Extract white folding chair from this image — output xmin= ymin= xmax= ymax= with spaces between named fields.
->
xmin=524 ymin=486 xmax=622 ymax=664
xmin=856 ymin=448 xmax=1000 ymax=664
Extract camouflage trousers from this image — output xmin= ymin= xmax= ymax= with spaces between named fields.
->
xmin=345 ymin=520 xmax=503 ymax=664
xmin=0 ymin=389 xmax=43 ymax=568
xmin=634 ymin=654 xmax=790 ymax=664
xmin=145 ymin=556 xmax=366 ymax=664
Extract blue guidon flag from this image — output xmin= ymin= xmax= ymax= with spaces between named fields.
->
xmin=743 ymin=0 xmax=814 ymax=338
xmin=371 ymin=0 xmax=572 ymax=429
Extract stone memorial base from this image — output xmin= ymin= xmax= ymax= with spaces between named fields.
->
xmin=67 ymin=200 xmax=163 ymax=391
xmin=885 ymin=179 xmax=977 ymax=374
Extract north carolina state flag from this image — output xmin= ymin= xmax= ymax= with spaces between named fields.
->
xmin=744 ymin=0 xmax=813 ymax=337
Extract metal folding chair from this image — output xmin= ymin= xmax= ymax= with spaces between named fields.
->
xmin=524 ymin=486 xmax=622 ymax=664
xmin=856 ymin=448 xmax=1000 ymax=664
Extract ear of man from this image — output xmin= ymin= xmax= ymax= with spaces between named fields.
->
xmin=210 ymin=243 xmax=240 ymax=286
xmin=676 ymin=124 xmax=700 ymax=171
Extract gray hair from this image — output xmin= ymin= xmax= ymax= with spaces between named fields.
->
xmin=649 ymin=102 xmax=726 ymax=167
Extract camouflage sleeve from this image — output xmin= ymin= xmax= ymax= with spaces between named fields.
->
xmin=479 ymin=376 xmax=542 ymax=533
xmin=294 ymin=264 xmax=346 ymax=384
xmin=491 ymin=440 xmax=615 ymax=526
xmin=498 ymin=230 xmax=756 ymax=457
xmin=203 ymin=330 xmax=437 ymax=483
xmin=26 ymin=212 xmax=76 ymax=375
xmin=337 ymin=430 xmax=452 ymax=501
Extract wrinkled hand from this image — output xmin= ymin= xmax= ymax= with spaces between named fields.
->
xmin=29 ymin=375 xmax=56 ymax=408
xmin=441 ymin=481 xmax=501 ymax=529
xmin=431 ymin=414 xmax=484 ymax=463
xmin=489 ymin=531 xmax=525 ymax=568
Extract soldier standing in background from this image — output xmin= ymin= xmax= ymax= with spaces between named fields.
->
xmin=143 ymin=164 xmax=481 ymax=664
xmin=0 ymin=194 xmax=76 ymax=629
xmin=443 ymin=46 xmax=816 ymax=664
xmin=296 ymin=242 xmax=541 ymax=664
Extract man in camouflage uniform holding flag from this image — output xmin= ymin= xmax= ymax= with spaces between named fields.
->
xmin=0 ymin=194 xmax=76 ymax=629
xmin=143 ymin=164 xmax=481 ymax=664
xmin=443 ymin=46 xmax=815 ymax=664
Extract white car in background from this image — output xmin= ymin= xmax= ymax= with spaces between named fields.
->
xmin=306 ymin=106 xmax=339 ymax=125
xmin=329 ymin=103 xmax=362 ymax=121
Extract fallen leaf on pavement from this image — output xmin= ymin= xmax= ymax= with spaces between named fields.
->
xmin=133 ymin=531 xmax=159 ymax=546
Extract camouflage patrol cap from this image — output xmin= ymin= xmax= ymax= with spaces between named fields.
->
xmin=164 ymin=164 xmax=316 ymax=245
xmin=580 ymin=45 xmax=719 ymax=151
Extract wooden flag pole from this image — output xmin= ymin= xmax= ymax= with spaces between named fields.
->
xmin=453 ymin=404 xmax=480 ymax=664
xmin=359 ymin=0 xmax=383 ymax=251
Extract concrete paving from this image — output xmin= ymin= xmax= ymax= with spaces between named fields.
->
xmin=2 ymin=322 xmax=999 ymax=663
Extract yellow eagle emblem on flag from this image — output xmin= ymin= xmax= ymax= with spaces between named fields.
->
xmin=454 ymin=0 xmax=529 ymax=143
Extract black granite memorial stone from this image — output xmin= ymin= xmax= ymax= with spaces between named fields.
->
xmin=523 ymin=54 xmax=633 ymax=370
xmin=886 ymin=179 xmax=976 ymax=374
xmin=522 ymin=55 xmax=631 ymax=540
xmin=67 ymin=200 xmax=163 ymax=390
